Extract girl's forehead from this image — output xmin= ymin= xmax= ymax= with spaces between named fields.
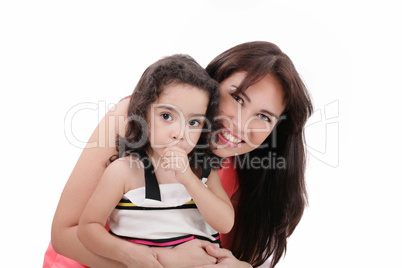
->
xmin=153 ymin=83 xmax=209 ymax=112
xmin=160 ymin=83 xmax=207 ymax=96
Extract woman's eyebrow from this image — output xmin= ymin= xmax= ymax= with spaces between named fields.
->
xmin=240 ymin=92 xmax=280 ymax=119
xmin=260 ymin=109 xmax=279 ymax=120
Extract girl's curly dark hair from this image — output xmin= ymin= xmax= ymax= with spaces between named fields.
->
xmin=110 ymin=54 xmax=221 ymax=170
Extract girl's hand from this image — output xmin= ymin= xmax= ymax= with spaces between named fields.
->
xmin=154 ymin=239 xmax=218 ymax=268
xmin=162 ymin=147 xmax=193 ymax=183
xmin=192 ymin=245 xmax=251 ymax=268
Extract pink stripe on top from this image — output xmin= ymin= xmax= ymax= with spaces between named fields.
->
xmin=125 ymin=234 xmax=221 ymax=247
xmin=125 ymin=235 xmax=196 ymax=247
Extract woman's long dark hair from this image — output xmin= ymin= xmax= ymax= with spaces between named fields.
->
xmin=206 ymin=41 xmax=313 ymax=267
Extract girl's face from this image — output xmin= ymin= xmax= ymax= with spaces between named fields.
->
xmin=213 ymin=72 xmax=285 ymax=158
xmin=147 ymin=83 xmax=209 ymax=159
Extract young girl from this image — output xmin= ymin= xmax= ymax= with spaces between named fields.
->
xmin=77 ymin=55 xmax=234 ymax=267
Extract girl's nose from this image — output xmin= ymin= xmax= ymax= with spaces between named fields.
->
xmin=172 ymin=134 xmax=184 ymax=140
xmin=171 ymin=125 xmax=185 ymax=140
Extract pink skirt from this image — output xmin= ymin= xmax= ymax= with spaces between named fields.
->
xmin=43 ymin=242 xmax=88 ymax=268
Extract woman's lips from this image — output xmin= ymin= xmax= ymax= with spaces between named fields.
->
xmin=217 ymin=127 xmax=244 ymax=148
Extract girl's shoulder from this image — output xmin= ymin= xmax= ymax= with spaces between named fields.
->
xmin=107 ymin=155 xmax=144 ymax=173
xmin=105 ymin=155 xmax=146 ymax=189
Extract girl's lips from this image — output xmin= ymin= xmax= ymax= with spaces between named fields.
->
xmin=217 ymin=126 xmax=244 ymax=148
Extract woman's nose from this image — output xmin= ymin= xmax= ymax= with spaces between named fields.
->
xmin=227 ymin=109 xmax=249 ymax=136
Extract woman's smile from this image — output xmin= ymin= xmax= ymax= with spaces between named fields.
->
xmin=218 ymin=126 xmax=245 ymax=148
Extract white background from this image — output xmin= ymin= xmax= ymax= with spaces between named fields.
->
xmin=1 ymin=0 xmax=401 ymax=267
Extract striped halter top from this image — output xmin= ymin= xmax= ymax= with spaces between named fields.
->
xmin=108 ymin=151 xmax=221 ymax=247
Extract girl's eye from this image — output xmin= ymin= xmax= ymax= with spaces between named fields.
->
xmin=231 ymin=94 xmax=244 ymax=105
xmin=258 ymin=114 xmax=271 ymax=123
xmin=161 ymin=113 xmax=173 ymax=121
xmin=189 ymin=119 xmax=201 ymax=127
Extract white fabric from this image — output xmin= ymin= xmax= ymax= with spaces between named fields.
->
xmin=108 ymin=183 xmax=218 ymax=242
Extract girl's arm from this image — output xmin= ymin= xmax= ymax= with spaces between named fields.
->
xmin=186 ymin=169 xmax=235 ymax=234
xmin=77 ymin=159 xmax=163 ymax=267
xmin=163 ymin=148 xmax=235 ymax=234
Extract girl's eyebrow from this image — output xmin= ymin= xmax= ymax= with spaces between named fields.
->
xmin=154 ymin=105 xmax=206 ymax=117
xmin=190 ymin=114 xmax=207 ymax=117
xmin=240 ymin=92 xmax=280 ymax=119
xmin=154 ymin=105 xmax=178 ymax=112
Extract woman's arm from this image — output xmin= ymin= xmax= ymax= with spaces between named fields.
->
xmin=51 ymin=98 xmax=130 ymax=267
xmin=77 ymin=160 xmax=163 ymax=267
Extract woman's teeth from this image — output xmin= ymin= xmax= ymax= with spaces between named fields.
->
xmin=221 ymin=129 xmax=242 ymax=144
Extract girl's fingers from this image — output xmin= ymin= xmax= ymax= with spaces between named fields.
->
xmin=161 ymin=148 xmax=189 ymax=173
xmin=163 ymin=146 xmax=187 ymax=156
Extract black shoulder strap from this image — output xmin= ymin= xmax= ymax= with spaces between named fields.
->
xmin=201 ymin=158 xmax=212 ymax=179
xmin=136 ymin=151 xmax=161 ymax=201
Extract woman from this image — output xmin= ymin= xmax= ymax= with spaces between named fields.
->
xmin=46 ymin=41 xmax=313 ymax=267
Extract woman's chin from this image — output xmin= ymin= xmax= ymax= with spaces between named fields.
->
xmin=212 ymin=144 xmax=245 ymax=158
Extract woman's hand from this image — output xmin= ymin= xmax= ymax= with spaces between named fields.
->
xmin=192 ymin=245 xmax=252 ymax=268
xmin=153 ymin=239 xmax=218 ymax=268
xmin=122 ymin=243 xmax=163 ymax=268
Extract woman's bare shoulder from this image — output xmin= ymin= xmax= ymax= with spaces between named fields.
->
xmin=110 ymin=97 xmax=130 ymax=116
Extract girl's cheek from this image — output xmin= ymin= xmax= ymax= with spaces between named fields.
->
xmin=187 ymin=131 xmax=202 ymax=147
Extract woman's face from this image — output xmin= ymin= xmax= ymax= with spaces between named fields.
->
xmin=213 ymin=72 xmax=285 ymax=158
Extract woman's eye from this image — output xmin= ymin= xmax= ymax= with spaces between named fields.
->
xmin=161 ymin=113 xmax=173 ymax=121
xmin=189 ymin=119 xmax=201 ymax=127
xmin=258 ymin=114 xmax=271 ymax=122
xmin=231 ymin=94 xmax=244 ymax=105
